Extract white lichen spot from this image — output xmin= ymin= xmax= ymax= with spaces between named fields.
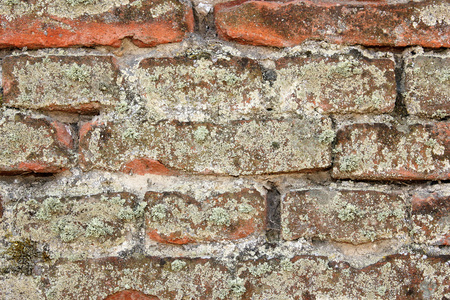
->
xmin=318 ymin=129 xmax=336 ymax=144
xmin=418 ymin=3 xmax=450 ymax=26
xmin=150 ymin=204 xmax=167 ymax=221
xmin=171 ymin=259 xmax=187 ymax=272
xmin=84 ymin=218 xmax=113 ymax=238
xmin=228 ymin=278 xmax=246 ymax=297
xmin=339 ymin=155 xmax=360 ymax=172
xmin=193 ymin=126 xmax=209 ymax=141
xmin=209 ymin=207 xmax=231 ymax=226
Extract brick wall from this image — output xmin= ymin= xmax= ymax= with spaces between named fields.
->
xmin=0 ymin=0 xmax=449 ymax=299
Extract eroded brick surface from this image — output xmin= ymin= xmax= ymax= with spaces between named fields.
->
xmin=3 ymin=55 xmax=121 ymax=113
xmin=41 ymin=257 xmax=231 ymax=300
xmin=34 ymin=255 xmax=450 ymax=299
xmin=215 ymin=0 xmax=450 ymax=48
xmin=145 ymin=188 xmax=265 ymax=244
xmin=8 ymin=192 xmax=143 ymax=256
xmin=137 ymin=56 xmax=266 ymax=122
xmin=79 ymin=118 xmax=333 ymax=176
xmin=404 ymin=53 xmax=450 ymax=119
xmin=332 ymin=122 xmax=450 ymax=181
xmin=272 ymin=55 xmax=396 ymax=114
xmin=411 ymin=187 xmax=450 ymax=246
xmin=0 ymin=114 xmax=73 ymax=174
xmin=237 ymin=255 xmax=450 ymax=299
xmin=0 ymin=0 xmax=193 ymax=48
xmin=281 ymin=188 xmax=408 ymax=244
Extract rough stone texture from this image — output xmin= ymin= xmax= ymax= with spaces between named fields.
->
xmin=0 ymin=113 xmax=73 ymax=174
xmin=145 ymin=188 xmax=265 ymax=244
xmin=411 ymin=186 xmax=450 ymax=246
xmin=137 ymin=56 xmax=266 ymax=122
xmin=281 ymin=188 xmax=408 ymax=244
xmin=272 ymin=55 xmax=396 ymax=114
xmin=215 ymin=0 xmax=450 ymax=48
xmin=79 ymin=117 xmax=333 ymax=176
xmin=3 ymin=55 xmax=121 ymax=113
xmin=0 ymin=0 xmax=194 ymax=48
xmin=404 ymin=52 xmax=450 ymax=119
xmin=332 ymin=122 xmax=450 ymax=181
xmin=6 ymin=192 xmax=143 ymax=258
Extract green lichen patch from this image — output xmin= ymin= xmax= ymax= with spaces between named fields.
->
xmin=144 ymin=189 xmax=265 ymax=244
xmin=79 ymin=117 xmax=333 ymax=176
xmin=3 ymin=55 xmax=120 ymax=113
xmin=404 ymin=54 xmax=450 ymax=118
xmin=332 ymin=122 xmax=450 ymax=181
xmin=281 ymin=188 xmax=408 ymax=244
xmin=11 ymin=193 xmax=143 ymax=255
xmin=0 ymin=114 xmax=72 ymax=174
xmin=270 ymin=55 xmax=396 ymax=114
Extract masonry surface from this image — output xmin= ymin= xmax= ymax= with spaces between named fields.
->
xmin=0 ymin=0 xmax=449 ymax=299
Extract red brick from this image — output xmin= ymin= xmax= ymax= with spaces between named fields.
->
xmin=332 ymin=122 xmax=450 ymax=181
xmin=411 ymin=188 xmax=450 ymax=245
xmin=0 ymin=0 xmax=193 ymax=49
xmin=3 ymin=55 xmax=121 ymax=113
xmin=215 ymin=0 xmax=450 ymax=48
xmin=122 ymin=158 xmax=177 ymax=176
xmin=0 ymin=114 xmax=73 ymax=174
xmin=144 ymin=188 xmax=265 ymax=244
xmin=273 ymin=55 xmax=396 ymax=114
xmin=404 ymin=53 xmax=450 ymax=119
xmin=104 ymin=290 xmax=159 ymax=300
xmin=281 ymin=188 xmax=408 ymax=244
xmin=79 ymin=118 xmax=332 ymax=175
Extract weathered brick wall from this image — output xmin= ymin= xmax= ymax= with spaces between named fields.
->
xmin=0 ymin=0 xmax=449 ymax=299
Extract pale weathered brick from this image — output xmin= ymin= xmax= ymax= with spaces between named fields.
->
xmin=272 ymin=55 xmax=396 ymax=114
xmin=411 ymin=187 xmax=450 ymax=246
xmin=404 ymin=53 xmax=450 ymax=118
xmin=0 ymin=114 xmax=73 ymax=174
xmin=79 ymin=118 xmax=333 ymax=176
xmin=3 ymin=55 xmax=121 ymax=113
xmin=9 ymin=193 xmax=143 ymax=256
xmin=145 ymin=188 xmax=265 ymax=244
xmin=281 ymin=187 xmax=408 ymax=244
xmin=137 ymin=56 xmax=266 ymax=122
xmin=332 ymin=122 xmax=450 ymax=181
